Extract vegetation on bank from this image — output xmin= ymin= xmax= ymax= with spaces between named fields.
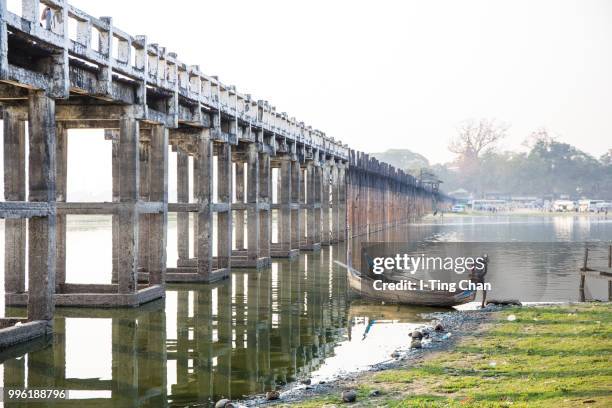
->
xmin=281 ymin=303 xmax=612 ymax=407
xmin=371 ymin=127 xmax=612 ymax=200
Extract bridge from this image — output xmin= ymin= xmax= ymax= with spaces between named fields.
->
xmin=0 ymin=0 xmax=444 ymax=348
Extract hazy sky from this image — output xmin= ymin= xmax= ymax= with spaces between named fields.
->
xmin=65 ymin=0 xmax=612 ymax=164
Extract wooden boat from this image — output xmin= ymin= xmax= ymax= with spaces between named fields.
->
xmin=345 ymin=263 xmax=477 ymax=307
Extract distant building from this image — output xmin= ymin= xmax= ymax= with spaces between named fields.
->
xmin=578 ymin=199 xmax=605 ymax=212
xmin=471 ymin=199 xmax=508 ymax=211
xmin=552 ymin=200 xmax=576 ymax=212
xmin=509 ymin=196 xmax=542 ymax=209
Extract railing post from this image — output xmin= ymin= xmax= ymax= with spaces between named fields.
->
xmin=21 ymin=0 xmax=40 ymax=23
xmin=96 ymin=17 xmax=113 ymax=97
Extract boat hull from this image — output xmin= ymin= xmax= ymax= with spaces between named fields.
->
xmin=347 ymin=267 xmax=476 ymax=307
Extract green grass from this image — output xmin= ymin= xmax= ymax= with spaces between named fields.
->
xmin=281 ymin=304 xmax=612 ymax=407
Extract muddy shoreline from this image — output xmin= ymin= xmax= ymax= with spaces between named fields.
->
xmin=240 ymin=306 xmax=498 ymax=407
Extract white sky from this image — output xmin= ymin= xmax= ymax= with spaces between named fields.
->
xmin=67 ymin=0 xmax=612 ymax=164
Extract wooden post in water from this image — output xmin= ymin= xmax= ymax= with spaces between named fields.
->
xmin=580 ymin=247 xmax=588 ymax=301
xmin=609 ymin=245 xmax=612 ymax=301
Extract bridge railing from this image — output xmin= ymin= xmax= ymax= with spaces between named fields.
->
xmin=1 ymin=0 xmax=351 ymax=159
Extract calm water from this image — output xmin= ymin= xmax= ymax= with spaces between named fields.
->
xmin=0 ymin=214 xmax=610 ymax=406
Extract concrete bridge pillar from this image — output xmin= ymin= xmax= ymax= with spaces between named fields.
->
xmin=301 ymin=160 xmax=321 ymax=251
xmin=168 ymin=129 xmax=231 ymax=283
xmin=330 ymin=161 xmax=340 ymax=244
xmin=290 ymin=157 xmax=302 ymax=254
xmin=26 ymin=91 xmax=57 ymax=323
xmin=117 ymin=114 xmax=140 ymax=294
xmin=314 ymin=161 xmax=323 ymax=245
xmin=234 ymin=155 xmax=245 ymax=251
xmin=111 ymin=132 xmax=120 ymax=283
xmin=138 ymin=133 xmax=151 ymax=278
xmin=279 ymin=156 xmax=293 ymax=254
xmin=192 ymin=152 xmax=200 ymax=259
xmin=55 ymin=123 xmax=67 ymax=291
xmin=3 ymin=108 xmax=27 ymax=296
xmin=246 ymin=143 xmax=263 ymax=266
xmin=299 ymin=164 xmax=307 ymax=246
xmin=216 ymin=142 xmax=233 ymax=272
xmin=230 ymin=141 xmax=270 ymax=268
xmin=337 ymin=163 xmax=347 ymax=242
xmin=15 ymin=107 xmax=167 ymax=307
xmin=196 ymin=130 xmax=214 ymax=280
xmin=271 ymin=155 xmax=298 ymax=258
xmin=176 ymin=148 xmax=190 ymax=266
xmin=148 ymin=125 xmax=168 ymax=285
xmin=258 ymin=150 xmax=271 ymax=260
xmin=321 ymin=159 xmax=332 ymax=246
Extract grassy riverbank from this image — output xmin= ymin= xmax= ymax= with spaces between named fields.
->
xmin=280 ymin=303 xmax=612 ymax=407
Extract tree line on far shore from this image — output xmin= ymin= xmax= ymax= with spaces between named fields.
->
xmin=372 ymin=120 xmax=612 ymax=200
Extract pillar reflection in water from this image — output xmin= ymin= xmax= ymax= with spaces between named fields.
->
xmin=0 ymin=246 xmax=349 ymax=407
xmin=1 ymin=301 xmax=167 ymax=407
xmin=165 ymin=246 xmax=348 ymax=405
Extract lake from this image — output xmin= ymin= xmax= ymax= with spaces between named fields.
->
xmin=0 ymin=214 xmax=610 ymax=406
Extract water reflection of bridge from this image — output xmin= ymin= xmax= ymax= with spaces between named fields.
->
xmin=1 ymin=247 xmax=348 ymax=406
